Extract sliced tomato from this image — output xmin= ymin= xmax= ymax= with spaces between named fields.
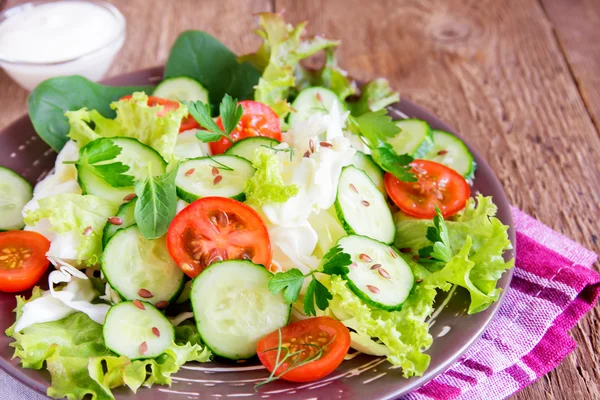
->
xmin=257 ymin=317 xmax=350 ymax=383
xmin=385 ymin=159 xmax=471 ymax=219
xmin=209 ymin=100 xmax=281 ymax=154
xmin=0 ymin=231 xmax=50 ymax=293
xmin=166 ymin=197 xmax=272 ymax=278
xmin=119 ymin=95 xmax=200 ymax=132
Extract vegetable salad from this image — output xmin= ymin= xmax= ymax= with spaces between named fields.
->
xmin=0 ymin=12 xmax=514 ymax=399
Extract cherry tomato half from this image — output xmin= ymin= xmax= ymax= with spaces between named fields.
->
xmin=119 ymin=95 xmax=200 ymax=132
xmin=384 ymin=159 xmax=471 ymax=219
xmin=0 ymin=231 xmax=51 ymax=293
xmin=209 ymin=100 xmax=281 ymax=154
xmin=257 ymin=317 xmax=351 ymax=383
xmin=166 ymin=197 xmax=272 ymax=278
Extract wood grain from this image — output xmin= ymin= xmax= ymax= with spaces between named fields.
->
xmin=0 ymin=0 xmax=598 ymax=399
xmin=277 ymin=1 xmax=600 ymax=399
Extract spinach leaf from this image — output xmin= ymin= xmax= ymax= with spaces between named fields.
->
xmin=134 ymin=164 xmax=179 ymax=240
xmin=164 ymin=31 xmax=260 ymax=108
xmin=27 ymin=76 xmax=153 ymax=152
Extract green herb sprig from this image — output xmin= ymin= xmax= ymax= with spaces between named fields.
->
xmin=418 ymin=207 xmax=453 ymax=266
xmin=260 ymin=143 xmax=295 ymax=161
xmin=268 ymin=245 xmax=351 ymax=316
xmin=185 ymin=94 xmax=243 ymax=143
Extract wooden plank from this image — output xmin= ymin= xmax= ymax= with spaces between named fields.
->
xmin=541 ymin=0 xmax=600 ymax=132
xmin=0 ymin=0 xmax=272 ymax=129
xmin=276 ymin=1 xmax=600 ymax=399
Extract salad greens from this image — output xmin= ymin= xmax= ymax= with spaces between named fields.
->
xmin=28 ymin=78 xmax=154 ymax=152
xmin=6 ymin=11 xmax=515 ymax=400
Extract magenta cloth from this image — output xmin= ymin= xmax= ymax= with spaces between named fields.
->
xmin=404 ymin=207 xmax=600 ymax=400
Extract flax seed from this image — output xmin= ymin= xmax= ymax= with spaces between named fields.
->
xmin=123 ymin=193 xmax=136 ymax=202
xmin=370 ymin=264 xmax=382 ymax=270
xmin=139 ymin=341 xmax=148 ymax=355
xmin=108 ymin=217 xmax=122 ymax=226
xmin=361 ymin=200 xmax=370 ymax=207
xmin=350 ymin=183 xmax=358 ymax=193
xmin=359 ymin=253 xmax=372 ymax=263
xmin=366 ymin=285 xmax=380 ymax=294
xmin=185 ymin=168 xmax=195 ymax=176
xmin=155 ymin=301 xmax=169 ymax=309
xmin=83 ymin=226 xmax=93 ymax=236
xmin=389 ymin=248 xmax=398 ymax=258
xmin=133 ymin=300 xmax=145 ymax=310
xmin=213 ymin=175 xmax=223 ymax=185
xmin=303 ymin=151 xmax=310 ymax=158
xmin=349 ymin=262 xmax=358 ymax=269
xmin=320 ymin=141 xmax=332 ymax=148
xmin=152 ymin=327 xmax=161 ymax=337
xmin=211 ymin=166 xmax=219 ymax=176
xmin=309 ymin=139 xmax=315 ymax=153
xmin=378 ymin=268 xmax=391 ymax=279
xmin=138 ymin=288 xmax=153 ymax=298
xmin=437 ymin=149 xmax=448 ymax=156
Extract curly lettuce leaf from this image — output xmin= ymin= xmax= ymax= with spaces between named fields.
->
xmin=245 ymin=147 xmax=299 ymax=206
xmin=395 ymin=195 xmax=514 ymax=311
xmin=327 ymin=275 xmax=436 ymax=377
xmin=66 ymin=92 xmax=187 ymax=161
xmin=239 ymin=12 xmax=338 ymax=117
xmin=296 ymin=47 xmax=357 ymax=100
xmin=24 ymin=194 xmax=119 ymax=266
xmin=348 ymin=78 xmax=400 ymax=116
xmin=7 ymin=293 xmax=211 ymax=400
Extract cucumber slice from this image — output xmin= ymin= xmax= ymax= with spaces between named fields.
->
xmin=288 ymin=87 xmax=344 ymax=128
xmin=335 ymin=166 xmax=395 ymax=244
xmin=102 ymin=226 xmax=184 ymax=306
xmin=225 ymin=137 xmax=280 ymax=162
xmin=77 ymin=138 xmax=166 ymax=204
xmin=351 ymin=151 xmax=385 ymax=195
xmin=0 ymin=167 xmax=32 ymax=230
xmin=191 ymin=260 xmax=290 ymax=360
xmin=175 ymin=129 xmax=210 ymax=159
xmin=102 ymin=198 xmax=137 ymax=247
xmin=176 ymin=155 xmax=255 ymax=203
xmin=387 ymin=119 xmax=433 ymax=157
xmin=103 ymin=301 xmax=174 ymax=360
xmin=424 ymin=130 xmax=477 ymax=180
xmin=337 ymin=235 xmax=414 ymax=311
xmin=153 ymin=76 xmax=209 ymax=103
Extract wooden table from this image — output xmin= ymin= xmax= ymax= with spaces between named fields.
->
xmin=2 ymin=0 xmax=598 ymax=399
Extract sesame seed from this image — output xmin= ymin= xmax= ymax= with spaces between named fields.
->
xmin=83 ymin=226 xmax=93 ymax=236
xmin=370 ymin=263 xmax=382 ymax=270
xmin=123 ymin=193 xmax=136 ymax=202
xmin=361 ymin=200 xmax=370 ymax=207
xmin=350 ymin=183 xmax=358 ymax=193
xmin=152 ymin=327 xmax=161 ymax=337
xmin=320 ymin=141 xmax=332 ymax=148
xmin=185 ymin=168 xmax=195 ymax=176
xmin=133 ymin=300 xmax=145 ymax=310
xmin=213 ymin=175 xmax=223 ymax=185
xmin=378 ymin=268 xmax=391 ymax=279
xmin=211 ymin=166 xmax=219 ymax=176
xmin=108 ymin=217 xmax=122 ymax=226
xmin=437 ymin=149 xmax=448 ymax=156
xmin=138 ymin=288 xmax=153 ymax=298
xmin=359 ymin=253 xmax=372 ymax=263
xmin=349 ymin=262 xmax=358 ymax=269
xmin=366 ymin=285 xmax=380 ymax=294
xmin=155 ymin=301 xmax=169 ymax=309
xmin=139 ymin=341 xmax=148 ymax=355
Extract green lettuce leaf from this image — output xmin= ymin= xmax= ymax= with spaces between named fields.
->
xmin=327 ymin=275 xmax=436 ymax=377
xmin=66 ymin=92 xmax=187 ymax=161
xmin=7 ymin=292 xmax=211 ymax=400
xmin=348 ymin=78 xmax=400 ymax=116
xmin=24 ymin=194 xmax=119 ymax=266
xmin=296 ymin=47 xmax=357 ymax=100
xmin=239 ymin=12 xmax=339 ymax=117
xmin=394 ymin=195 xmax=514 ymax=311
xmin=245 ymin=148 xmax=299 ymax=206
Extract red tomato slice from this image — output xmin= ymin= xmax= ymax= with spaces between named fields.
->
xmin=119 ymin=95 xmax=199 ymax=132
xmin=385 ymin=159 xmax=471 ymax=219
xmin=209 ymin=100 xmax=281 ymax=154
xmin=166 ymin=197 xmax=272 ymax=278
xmin=257 ymin=317 xmax=351 ymax=383
xmin=0 ymin=231 xmax=50 ymax=293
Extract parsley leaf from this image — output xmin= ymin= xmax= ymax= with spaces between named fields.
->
xmin=219 ymin=94 xmax=244 ymax=135
xmin=321 ymin=245 xmax=352 ymax=275
xmin=268 ymin=268 xmax=305 ymax=304
xmin=134 ymin=164 xmax=179 ymax=239
xmin=418 ymin=207 xmax=453 ymax=265
xmin=186 ymin=94 xmax=243 ymax=144
xmin=303 ymin=277 xmax=332 ymax=317
xmin=349 ymin=110 xmax=416 ymax=182
xmin=76 ymin=138 xmax=134 ymax=187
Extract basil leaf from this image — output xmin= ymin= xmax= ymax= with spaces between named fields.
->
xmin=164 ymin=31 xmax=260 ymax=107
xmin=134 ymin=164 xmax=179 ymax=239
xmin=27 ymin=76 xmax=153 ymax=152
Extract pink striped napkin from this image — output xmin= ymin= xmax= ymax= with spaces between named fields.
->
xmin=404 ymin=207 xmax=600 ymax=400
